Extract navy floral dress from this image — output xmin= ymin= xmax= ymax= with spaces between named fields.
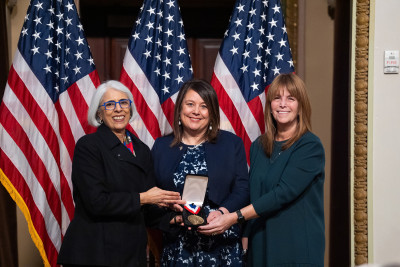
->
xmin=161 ymin=143 xmax=242 ymax=267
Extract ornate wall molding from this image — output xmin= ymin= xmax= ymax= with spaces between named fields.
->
xmin=354 ymin=0 xmax=369 ymax=265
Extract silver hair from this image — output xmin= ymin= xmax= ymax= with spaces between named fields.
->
xmin=87 ymin=80 xmax=134 ymax=127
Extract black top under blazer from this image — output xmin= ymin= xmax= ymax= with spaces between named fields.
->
xmin=151 ymin=130 xmax=250 ymax=213
xmin=58 ymin=124 xmax=161 ymax=267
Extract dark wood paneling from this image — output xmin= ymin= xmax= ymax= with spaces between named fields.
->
xmin=111 ymin=38 xmax=129 ymax=80
xmin=190 ymin=38 xmax=221 ymax=81
xmin=87 ymin=37 xmax=129 ymax=82
xmin=87 ymin=37 xmax=111 ymax=82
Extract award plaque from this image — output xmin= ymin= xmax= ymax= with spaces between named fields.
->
xmin=181 ymin=174 xmax=208 ymax=227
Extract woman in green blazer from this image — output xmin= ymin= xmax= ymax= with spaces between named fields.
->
xmin=199 ymin=73 xmax=325 ymax=266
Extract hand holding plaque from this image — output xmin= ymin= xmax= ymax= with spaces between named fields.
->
xmin=181 ymin=174 xmax=208 ymax=227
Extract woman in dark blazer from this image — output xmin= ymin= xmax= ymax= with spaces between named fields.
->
xmin=198 ymin=73 xmax=325 ymax=266
xmin=151 ymin=79 xmax=249 ymax=266
xmin=57 ymin=80 xmax=182 ymax=267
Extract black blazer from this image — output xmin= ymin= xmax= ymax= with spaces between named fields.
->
xmin=151 ymin=130 xmax=249 ymax=213
xmin=58 ymin=124 xmax=159 ymax=267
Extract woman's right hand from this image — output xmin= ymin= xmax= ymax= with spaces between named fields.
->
xmin=140 ymin=187 xmax=185 ymax=207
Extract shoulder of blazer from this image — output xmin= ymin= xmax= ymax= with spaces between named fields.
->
xmin=299 ymin=131 xmax=322 ymax=144
xmin=205 ymin=130 xmax=243 ymax=151
xmin=291 ymin=131 xmax=324 ymax=152
xmin=152 ymin=134 xmax=180 ymax=156
xmin=86 ymin=124 xmax=122 ymax=150
xmin=84 ymin=124 xmax=151 ymax=152
xmin=152 ymin=134 xmax=185 ymax=190
xmin=153 ymin=134 xmax=174 ymax=149
xmin=204 ymin=130 xmax=245 ymax=173
xmin=217 ymin=130 xmax=242 ymax=144
xmin=74 ymin=129 xmax=107 ymax=152
xmin=78 ymin=125 xmax=152 ymax=167
xmin=250 ymin=136 xmax=263 ymax=152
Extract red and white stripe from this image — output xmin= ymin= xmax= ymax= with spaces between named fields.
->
xmin=211 ymin=53 xmax=266 ymax=163
xmin=120 ymin=49 xmax=175 ymax=148
xmin=0 ymin=50 xmax=99 ymax=266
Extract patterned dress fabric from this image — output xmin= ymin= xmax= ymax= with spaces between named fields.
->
xmin=161 ymin=143 xmax=242 ymax=267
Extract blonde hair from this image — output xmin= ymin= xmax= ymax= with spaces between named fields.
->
xmin=260 ymin=73 xmax=312 ymax=156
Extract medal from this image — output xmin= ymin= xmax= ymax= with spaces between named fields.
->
xmin=181 ymin=175 xmax=209 ymax=227
xmin=187 ymin=215 xmax=205 ymax=225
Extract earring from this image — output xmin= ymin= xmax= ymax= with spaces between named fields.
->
xmin=209 ymin=124 xmax=212 ymax=131
xmin=178 ymin=119 xmax=181 ymax=126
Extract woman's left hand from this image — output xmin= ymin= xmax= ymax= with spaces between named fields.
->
xmin=207 ymin=210 xmax=222 ymax=223
xmin=197 ymin=213 xmax=237 ymax=236
xmin=207 ymin=207 xmax=229 ymax=223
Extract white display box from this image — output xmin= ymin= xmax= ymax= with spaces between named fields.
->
xmin=182 ymin=174 xmax=208 ymax=207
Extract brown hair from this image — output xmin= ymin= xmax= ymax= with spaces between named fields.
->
xmin=260 ymin=73 xmax=312 ymax=156
xmin=170 ymin=79 xmax=220 ymax=147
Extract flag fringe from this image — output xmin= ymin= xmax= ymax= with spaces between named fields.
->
xmin=0 ymin=168 xmax=51 ymax=267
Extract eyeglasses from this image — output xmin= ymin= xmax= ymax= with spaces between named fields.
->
xmin=100 ymin=99 xmax=132 ymax=110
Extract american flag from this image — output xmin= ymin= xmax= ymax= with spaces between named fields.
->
xmin=120 ymin=0 xmax=193 ymax=147
xmin=0 ymin=0 xmax=100 ymax=266
xmin=211 ymin=0 xmax=294 ymax=162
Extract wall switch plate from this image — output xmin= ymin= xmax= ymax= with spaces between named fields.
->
xmin=384 ymin=50 xmax=399 ymax=74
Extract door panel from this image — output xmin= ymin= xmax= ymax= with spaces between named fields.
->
xmin=111 ymin=38 xmax=129 ymax=80
xmin=87 ymin=37 xmax=110 ymax=81
xmin=191 ymin=39 xmax=222 ymax=81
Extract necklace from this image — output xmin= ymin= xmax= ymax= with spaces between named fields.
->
xmin=270 ymin=138 xmax=286 ymax=163
xmin=269 ymin=151 xmax=282 ymax=163
xmin=187 ymin=140 xmax=205 ymax=149
xmin=181 ymin=136 xmax=206 ymax=149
